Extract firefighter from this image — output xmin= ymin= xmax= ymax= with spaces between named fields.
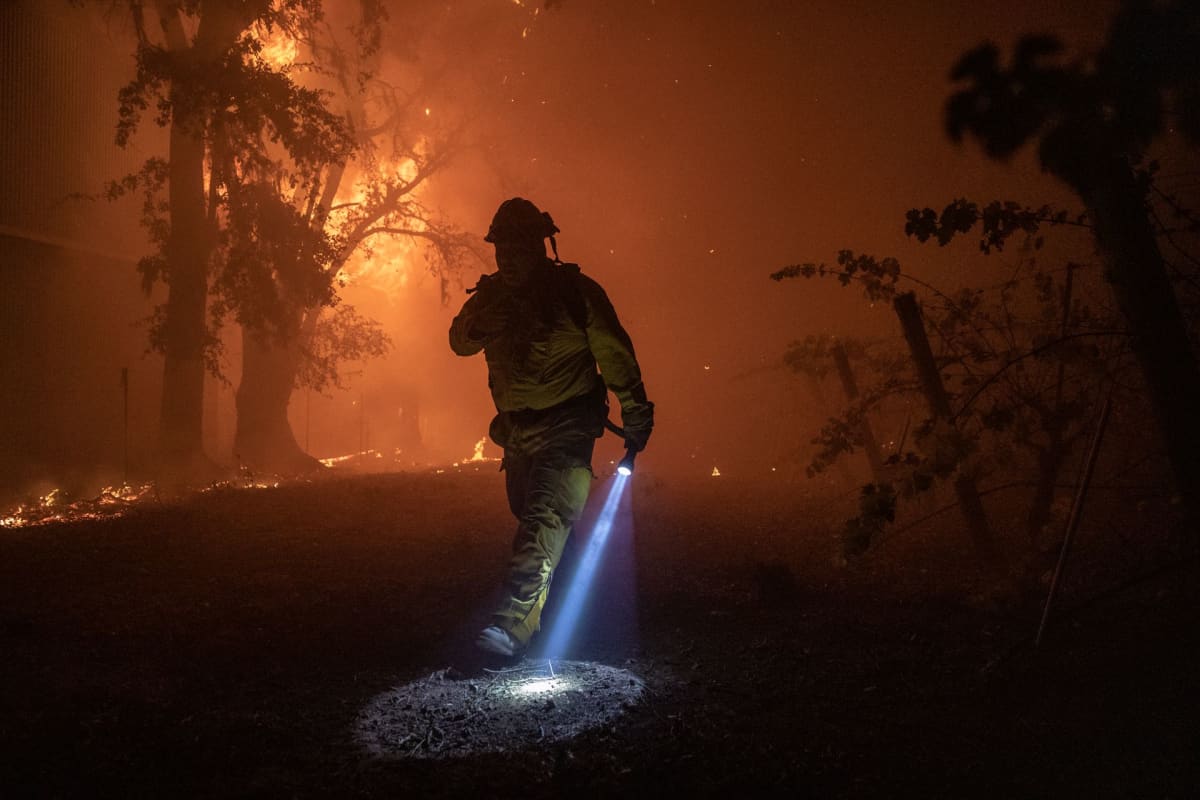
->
xmin=450 ymin=197 xmax=654 ymax=656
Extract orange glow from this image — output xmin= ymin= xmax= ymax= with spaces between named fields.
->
xmin=330 ymin=150 xmax=430 ymax=296
xmin=338 ymin=230 xmax=418 ymax=294
xmin=5 ymin=1 xmax=1122 ymax=488
xmin=468 ymin=436 xmax=500 ymax=463
xmin=318 ymin=449 xmax=386 ymax=468
xmin=250 ymin=22 xmax=298 ymax=68
xmin=1 ymin=484 xmax=155 ymax=529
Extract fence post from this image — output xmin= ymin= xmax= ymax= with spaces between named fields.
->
xmin=893 ymin=292 xmax=994 ymax=558
xmin=1036 ymin=388 xmax=1114 ymax=647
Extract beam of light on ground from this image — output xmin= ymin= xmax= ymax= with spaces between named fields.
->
xmin=538 ymin=473 xmax=630 ymax=658
xmin=355 ymin=660 xmax=646 ymax=758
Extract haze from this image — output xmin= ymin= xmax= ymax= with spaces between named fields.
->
xmin=0 ymin=0 xmax=1115 ymax=492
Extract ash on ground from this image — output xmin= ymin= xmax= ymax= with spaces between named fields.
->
xmin=355 ymin=659 xmax=646 ymax=759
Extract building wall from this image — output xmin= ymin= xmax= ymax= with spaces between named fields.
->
xmin=0 ymin=2 xmax=166 ymax=495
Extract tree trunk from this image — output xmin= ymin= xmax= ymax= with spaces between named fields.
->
xmin=232 ymin=158 xmax=347 ymax=473
xmin=1080 ymin=158 xmax=1200 ymax=530
xmin=234 ymin=327 xmax=322 ymax=474
xmin=152 ymin=0 xmax=246 ymax=480
xmin=157 ymin=86 xmax=213 ymax=475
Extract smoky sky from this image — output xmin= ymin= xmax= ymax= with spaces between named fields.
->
xmin=390 ymin=0 xmax=1117 ymax=471
xmin=2 ymin=0 xmax=1138 ymax=484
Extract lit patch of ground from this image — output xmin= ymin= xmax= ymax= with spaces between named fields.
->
xmin=356 ymin=659 xmax=646 ymax=759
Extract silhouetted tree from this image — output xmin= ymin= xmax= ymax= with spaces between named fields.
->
xmin=111 ymin=0 xmax=351 ymax=478
xmin=939 ymin=0 xmax=1200 ymax=528
xmin=108 ymin=1 xmax=475 ymax=475
xmin=226 ymin=4 xmax=475 ymax=472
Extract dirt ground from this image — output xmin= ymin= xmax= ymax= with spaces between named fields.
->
xmin=1 ymin=468 xmax=1198 ymax=798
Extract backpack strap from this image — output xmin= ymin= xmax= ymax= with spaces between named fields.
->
xmin=553 ymin=262 xmax=589 ymax=331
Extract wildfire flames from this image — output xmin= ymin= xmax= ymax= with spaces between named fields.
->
xmin=455 ymin=436 xmax=498 ymax=467
xmin=246 ymin=14 xmax=433 ymax=300
xmin=1 ymin=484 xmax=155 ymax=529
xmin=250 ymin=22 xmax=298 ymax=68
xmin=1 ymin=440 xmax=506 ymax=530
xmin=0 ymin=477 xmax=295 ymax=530
xmin=336 ymin=227 xmax=419 ymax=295
xmin=317 ymin=438 xmax=494 ymax=473
xmin=332 ymin=154 xmax=429 ymax=298
xmin=318 ymin=449 xmax=386 ymax=468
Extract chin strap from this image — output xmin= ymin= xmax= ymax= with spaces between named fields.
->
xmin=549 ymin=234 xmax=563 ymax=265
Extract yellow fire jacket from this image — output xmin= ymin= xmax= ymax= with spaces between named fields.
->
xmin=449 ymin=262 xmax=653 ymax=438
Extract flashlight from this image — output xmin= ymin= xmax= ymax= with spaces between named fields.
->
xmin=603 ymin=418 xmax=638 ymax=476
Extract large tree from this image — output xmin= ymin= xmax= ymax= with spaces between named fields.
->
xmin=939 ymin=0 xmax=1200 ymax=529
xmin=225 ymin=3 xmax=474 ymax=472
xmin=224 ymin=0 xmax=556 ymax=472
xmin=113 ymin=0 xmax=351 ymax=478
xmin=115 ymin=0 xmax=543 ymax=476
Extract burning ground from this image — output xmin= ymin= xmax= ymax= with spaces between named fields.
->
xmin=1 ymin=470 xmax=1197 ymax=796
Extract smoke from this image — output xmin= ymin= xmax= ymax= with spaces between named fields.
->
xmin=316 ymin=0 xmax=1113 ymax=476
xmin=1 ymin=0 xmax=1119 ymax=490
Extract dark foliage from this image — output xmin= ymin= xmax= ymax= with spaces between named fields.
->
xmin=773 ymin=234 xmax=1124 ymax=558
xmin=945 ymin=2 xmax=1200 ymax=187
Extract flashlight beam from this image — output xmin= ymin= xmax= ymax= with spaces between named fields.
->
xmin=539 ymin=473 xmax=629 ymax=658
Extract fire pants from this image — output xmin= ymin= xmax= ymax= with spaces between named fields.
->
xmin=490 ymin=409 xmax=598 ymax=647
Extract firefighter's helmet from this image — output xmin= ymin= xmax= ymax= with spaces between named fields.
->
xmin=484 ymin=197 xmax=559 ymax=244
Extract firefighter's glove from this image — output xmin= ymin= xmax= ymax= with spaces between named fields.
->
xmin=621 ymin=402 xmax=654 ymax=453
xmin=469 ymin=291 xmax=513 ymax=342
